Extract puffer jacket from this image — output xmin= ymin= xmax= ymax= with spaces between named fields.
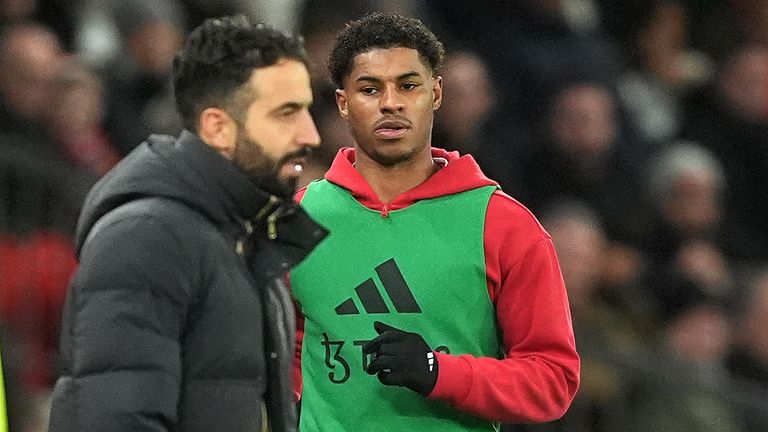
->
xmin=48 ymin=130 xmax=327 ymax=432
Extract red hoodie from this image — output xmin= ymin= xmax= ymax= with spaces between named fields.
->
xmin=294 ymin=147 xmax=580 ymax=423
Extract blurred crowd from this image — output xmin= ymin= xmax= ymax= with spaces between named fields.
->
xmin=1 ymin=0 xmax=768 ymax=431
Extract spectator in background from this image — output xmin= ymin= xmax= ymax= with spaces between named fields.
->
xmin=101 ymin=0 xmax=185 ymax=156
xmin=614 ymin=0 xmax=712 ymax=155
xmin=516 ymin=80 xmax=654 ymax=252
xmin=47 ymin=59 xmax=121 ymax=177
xmin=682 ymin=44 xmax=768 ymax=262
xmin=644 ymin=142 xmax=726 ymax=262
xmin=432 ymin=50 xmax=495 ymax=156
xmin=0 ymin=23 xmax=92 ymax=236
xmin=0 ymin=23 xmax=64 ymax=156
xmin=642 ymin=142 xmax=736 ymax=313
xmin=633 ymin=279 xmax=743 ymax=432
xmin=634 ymin=142 xmax=744 ymax=431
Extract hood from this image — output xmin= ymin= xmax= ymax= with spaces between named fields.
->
xmin=75 ymin=130 xmax=274 ymax=254
xmin=323 ymin=147 xmax=498 ymax=211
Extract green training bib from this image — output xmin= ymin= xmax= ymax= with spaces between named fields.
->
xmin=291 ymin=180 xmax=500 ymax=432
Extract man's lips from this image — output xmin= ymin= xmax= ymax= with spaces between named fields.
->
xmin=375 ymin=128 xmax=408 ymax=139
xmin=374 ymin=118 xmax=411 ymax=139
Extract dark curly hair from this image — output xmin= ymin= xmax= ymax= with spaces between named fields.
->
xmin=173 ymin=15 xmax=308 ymax=131
xmin=328 ymin=12 xmax=445 ymax=89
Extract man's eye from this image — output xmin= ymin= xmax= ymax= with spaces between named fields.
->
xmin=402 ymin=83 xmax=418 ymax=90
xmin=361 ymin=87 xmax=378 ymax=95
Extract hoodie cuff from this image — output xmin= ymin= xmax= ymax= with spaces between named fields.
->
xmin=427 ymin=352 xmax=473 ymax=405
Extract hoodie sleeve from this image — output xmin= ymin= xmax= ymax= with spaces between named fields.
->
xmin=49 ymin=215 xmax=193 ymax=432
xmin=427 ymin=191 xmax=580 ymax=423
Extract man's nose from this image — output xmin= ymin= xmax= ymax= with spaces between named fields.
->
xmin=298 ymin=110 xmax=321 ymax=148
xmin=379 ymin=85 xmax=405 ymax=113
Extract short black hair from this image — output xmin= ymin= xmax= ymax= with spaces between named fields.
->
xmin=328 ymin=12 xmax=445 ymax=89
xmin=172 ymin=15 xmax=307 ymax=131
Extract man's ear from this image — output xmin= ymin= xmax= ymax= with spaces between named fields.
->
xmin=335 ymin=89 xmax=349 ymax=119
xmin=432 ymin=76 xmax=443 ymax=111
xmin=198 ymin=107 xmax=237 ymax=158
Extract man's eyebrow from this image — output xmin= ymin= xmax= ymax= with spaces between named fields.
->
xmin=355 ymin=71 xmax=423 ymax=84
xmin=268 ymin=101 xmax=309 ymax=115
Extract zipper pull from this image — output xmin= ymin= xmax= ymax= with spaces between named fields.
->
xmin=243 ymin=220 xmax=254 ymax=235
xmin=254 ymin=195 xmax=281 ymax=221
xmin=267 ymin=209 xmax=279 ymax=240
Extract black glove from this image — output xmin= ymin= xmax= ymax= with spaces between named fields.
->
xmin=362 ymin=321 xmax=438 ymax=396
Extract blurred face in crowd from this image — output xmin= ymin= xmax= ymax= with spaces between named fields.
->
xmin=48 ymin=62 xmax=104 ymax=138
xmin=550 ymin=83 xmax=616 ymax=162
xmin=435 ymin=51 xmax=493 ymax=150
xmin=128 ymin=21 xmax=184 ymax=74
xmin=335 ymin=47 xmax=442 ymax=167
xmin=719 ymin=46 xmax=768 ymax=123
xmin=547 ymin=214 xmax=606 ymax=310
xmin=304 ymin=26 xmax=339 ymax=85
xmin=0 ymin=25 xmax=63 ymax=122
xmin=665 ymin=303 xmax=731 ymax=363
xmin=662 ymin=171 xmax=721 ymax=236
xmin=228 ymin=59 xmax=321 ymax=196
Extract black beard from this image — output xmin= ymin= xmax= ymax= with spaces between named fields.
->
xmin=248 ymin=148 xmax=313 ymax=198
xmin=251 ymin=173 xmax=297 ymax=199
xmin=231 ymin=132 xmax=311 ymax=198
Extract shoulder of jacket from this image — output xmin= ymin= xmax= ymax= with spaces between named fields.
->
xmin=86 ymin=197 xmax=225 ymax=251
xmin=105 ymin=197 xmax=211 ymax=226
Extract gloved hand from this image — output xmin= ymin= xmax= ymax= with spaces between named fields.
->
xmin=362 ymin=321 xmax=438 ymax=396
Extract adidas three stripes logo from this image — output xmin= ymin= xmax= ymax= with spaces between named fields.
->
xmin=335 ymin=258 xmax=422 ymax=315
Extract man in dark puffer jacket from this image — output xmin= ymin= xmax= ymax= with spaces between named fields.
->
xmin=48 ymin=16 xmax=326 ymax=432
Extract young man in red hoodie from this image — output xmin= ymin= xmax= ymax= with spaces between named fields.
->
xmin=290 ymin=12 xmax=579 ymax=431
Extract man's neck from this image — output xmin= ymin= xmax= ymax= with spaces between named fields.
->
xmin=355 ymin=150 xmax=440 ymax=204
